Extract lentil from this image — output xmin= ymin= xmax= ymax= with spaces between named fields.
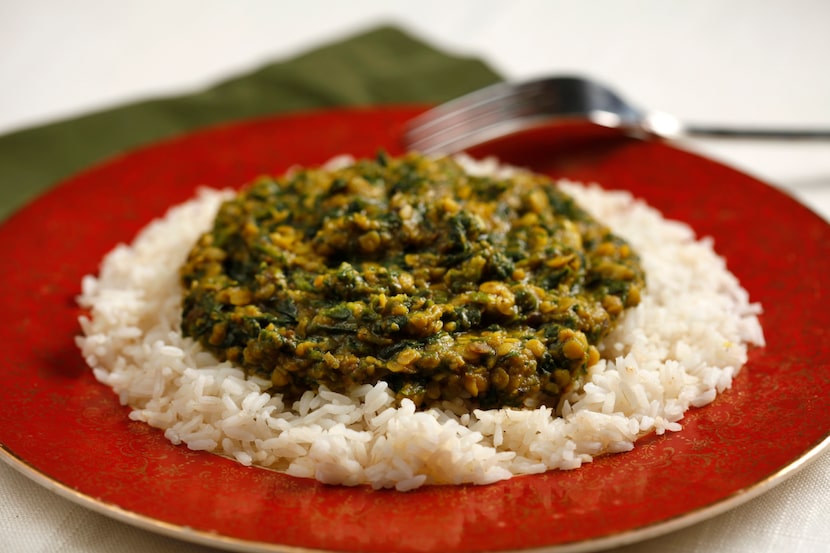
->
xmin=180 ymin=153 xmax=645 ymax=409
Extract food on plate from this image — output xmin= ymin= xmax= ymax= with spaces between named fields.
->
xmin=77 ymin=153 xmax=764 ymax=490
xmin=179 ymin=153 xmax=644 ymax=410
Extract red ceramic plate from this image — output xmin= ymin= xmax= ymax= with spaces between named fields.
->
xmin=1 ymin=107 xmax=828 ymax=553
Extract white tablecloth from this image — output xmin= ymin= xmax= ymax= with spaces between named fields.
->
xmin=2 ymin=1 xmax=828 ymax=552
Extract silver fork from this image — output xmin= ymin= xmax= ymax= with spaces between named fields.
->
xmin=402 ymin=75 xmax=830 ymax=154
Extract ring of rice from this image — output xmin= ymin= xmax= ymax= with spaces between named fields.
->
xmin=76 ymin=156 xmax=765 ymax=491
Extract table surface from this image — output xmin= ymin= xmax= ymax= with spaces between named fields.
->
xmin=1 ymin=1 xmax=829 ymax=552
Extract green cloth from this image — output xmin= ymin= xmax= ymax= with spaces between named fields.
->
xmin=0 ymin=26 xmax=501 ymax=221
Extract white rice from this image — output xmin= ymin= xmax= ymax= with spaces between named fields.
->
xmin=76 ymin=156 xmax=765 ymax=491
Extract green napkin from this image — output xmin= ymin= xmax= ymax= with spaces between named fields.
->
xmin=0 ymin=25 xmax=501 ymax=221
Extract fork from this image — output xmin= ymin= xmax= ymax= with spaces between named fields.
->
xmin=402 ymin=76 xmax=830 ymax=154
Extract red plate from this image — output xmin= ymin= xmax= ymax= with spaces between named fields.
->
xmin=0 ymin=107 xmax=828 ymax=553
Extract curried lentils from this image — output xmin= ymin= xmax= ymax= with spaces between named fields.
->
xmin=180 ymin=153 xmax=645 ymax=410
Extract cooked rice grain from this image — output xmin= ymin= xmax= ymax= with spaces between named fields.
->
xmin=76 ymin=161 xmax=764 ymax=490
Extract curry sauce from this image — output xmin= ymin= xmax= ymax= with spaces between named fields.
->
xmin=180 ymin=153 xmax=644 ymax=410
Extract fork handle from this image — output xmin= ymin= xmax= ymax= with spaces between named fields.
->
xmin=684 ymin=125 xmax=830 ymax=140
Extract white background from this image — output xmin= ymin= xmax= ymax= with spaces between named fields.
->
xmin=1 ymin=1 xmax=829 ymax=552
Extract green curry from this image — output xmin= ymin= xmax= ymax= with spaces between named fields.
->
xmin=180 ymin=153 xmax=644 ymax=410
